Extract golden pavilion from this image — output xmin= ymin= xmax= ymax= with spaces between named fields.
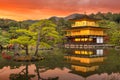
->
xmin=64 ymin=14 xmax=107 ymax=48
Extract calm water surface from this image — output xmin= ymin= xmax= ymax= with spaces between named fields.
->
xmin=0 ymin=48 xmax=120 ymax=80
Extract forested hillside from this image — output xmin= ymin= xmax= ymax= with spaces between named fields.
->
xmin=0 ymin=12 xmax=120 ymax=47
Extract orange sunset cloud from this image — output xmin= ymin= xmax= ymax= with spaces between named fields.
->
xmin=0 ymin=0 xmax=120 ymax=21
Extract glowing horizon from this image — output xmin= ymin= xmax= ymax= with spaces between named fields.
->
xmin=0 ymin=0 xmax=120 ymax=21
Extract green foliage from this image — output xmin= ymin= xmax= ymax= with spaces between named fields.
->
xmin=0 ymin=19 xmax=38 ymax=31
xmin=9 ymin=27 xmax=20 ymax=39
xmin=16 ymin=29 xmax=36 ymax=37
xmin=0 ymin=12 xmax=120 ymax=47
xmin=0 ymin=28 xmax=9 ymax=46
xmin=110 ymin=31 xmax=120 ymax=45
xmin=0 ymin=19 xmax=19 ymax=31
xmin=39 ymin=42 xmax=51 ymax=48
xmin=98 ymin=20 xmax=120 ymax=45
xmin=29 ymin=19 xmax=61 ymax=47
xmin=50 ymin=18 xmax=71 ymax=35
xmin=10 ymin=29 xmax=36 ymax=46
xmin=98 ymin=20 xmax=119 ymax=34
xmin=0 ymin=35 xmax=9 ymax=45
xmin=10 ymin=36 xmax=35 ymax=45
xmin=94 ymin=12 xmax=106 ymax=19
xmin=90 ymin=12 xmax=120 ymax=23
xmin=17 ymin=20 xmax=38 ymax=29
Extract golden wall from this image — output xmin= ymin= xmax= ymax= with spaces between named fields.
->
xmin=64 ymin=56 xmax=105 ymax=64
xmin=90 ymin=30 xmax=103 ymax=35
xmin=66 ymin=29 xmax=104 ymax=36
xmin=72 ymin=20 xmax=98 ymax=27
xmin=75 ymin=50 xmax=93 ymax=55
xmin=71 ymin=65 xmax=99 ymax=72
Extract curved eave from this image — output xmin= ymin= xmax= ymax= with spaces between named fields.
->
xmin=69 ymin=70 xmax=99 ymax=77
xmin=69 ymin=18 xmax=100 ymax=22
xmin=63 ymin=26 xmax=109 ymax=31
xmin=65 ymin=35 xmax=107 ymax=37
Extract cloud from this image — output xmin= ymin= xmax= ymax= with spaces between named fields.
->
xmin=0 ymin=0 xmax=119 ymax=13
xmin=0 ymin=0 xmax=119 ymax=20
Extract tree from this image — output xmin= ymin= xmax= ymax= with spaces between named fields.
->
xmin=112 ymin=13 xmax=120 ymax=23
xmin=57 ymin=18 xmax=71 ymax=35
xmin=50 ymin=18 xmax=71 ymax=35
xmin=29 ymin=19 xmax=61 ymax=56
xmin=104 ymin=12 xmax=113 ymax=20
xmin=0 ymin=19 xmax=19 ymax=31
xmin=9 ymin=27 xmax=20 ymax=39
xmin=98 ymin=20 xmax=120 ymax=44
xmin=110 ymin=31 xmax=120 ymax=45
xmin=94 ymin=12 xmax=105 ymax=20
xmin=0 ymin=28 xmax=9 ymax=49
xmin=10 ymin=29 xmax=36 ymax=55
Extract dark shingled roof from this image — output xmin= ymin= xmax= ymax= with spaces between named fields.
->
xmin=69 ymin=14 xmax=100 ymax=21
xmin=64 ymin=26 xmax=108 ymax=31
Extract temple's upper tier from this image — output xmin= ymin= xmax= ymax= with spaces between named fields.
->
xmin=69 ymin=15 xmax=100 ymax=27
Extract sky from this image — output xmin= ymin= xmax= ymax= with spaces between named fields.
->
xmin=0 ymin=0 xmax=120 ymax=21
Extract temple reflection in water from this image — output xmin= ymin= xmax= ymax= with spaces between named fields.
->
xmin=1 ymin=49 xmax=120 ymax=80
xmin=64 ymin=48 xmax=108 ymax=76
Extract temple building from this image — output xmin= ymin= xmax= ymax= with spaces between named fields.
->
xmin=64 ymin=14 xmax=107 ymax=48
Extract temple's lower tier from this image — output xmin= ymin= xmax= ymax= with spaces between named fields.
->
xmin=65 ymin=44 xmax=103 ymax=48
xmin=66 ymin=36 xmax=104 ymax=44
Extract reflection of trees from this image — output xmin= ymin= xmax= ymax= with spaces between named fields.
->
xmin=98 ymin=50 xmax=120 ymax=74
xmin=33 ymin=49 xmax=69 ymax=80
xmin=35 ymin=64 xmax=59 ymax=80
xmin=9 ymin=64 xmax=35 ymax=80
xmin=0 ymin=50 xmax=62 ymax=80
xmin=8 ymin=63 xmax=59 ymax=80
xmin=1 ymin=49 xmax=120 ymax=79
xmin=0 ymin=49 xmax=68 ymax=80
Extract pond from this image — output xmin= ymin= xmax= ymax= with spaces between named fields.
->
xmin=0 ymin=48 xmax=120 ymax=80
